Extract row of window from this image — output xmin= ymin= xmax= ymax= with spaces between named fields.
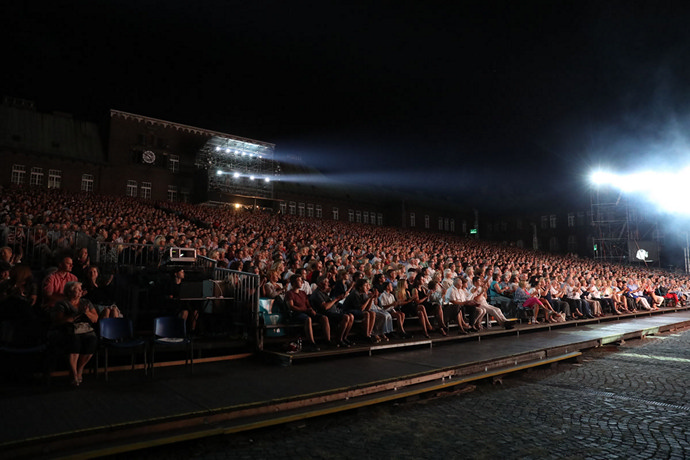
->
xmin=13 ymin=164 xmax=95 ymax=192
xmin=540 ymin=212 xmax=587 ymax=229
xmin=485 ymin=212 xmax=589 ymax=234
xmin=409 ymin=212 xmax=457 ymax=232
xmin=347 ymin=209 xmax=383 ymax=225
xmin=278 ymin=201 xmax=384 ymax=225
xmin=125 ymin=180 xmax=188 ymax=202
xmin=12 ymin=164 xmax=61 ymax=189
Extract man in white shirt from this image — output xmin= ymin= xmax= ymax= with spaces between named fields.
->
xmin=444 ymin=278 xmax=475 ymax=333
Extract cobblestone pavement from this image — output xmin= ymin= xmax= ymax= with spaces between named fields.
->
xmin=120 ymin=327 xmax=690 ymax=460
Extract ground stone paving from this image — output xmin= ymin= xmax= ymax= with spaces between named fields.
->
xmin=124 ymin=328 xmax=690 ymax=460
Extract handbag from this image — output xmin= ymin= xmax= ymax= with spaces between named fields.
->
xmin=73 ymin=322 xmax=94 ymax=334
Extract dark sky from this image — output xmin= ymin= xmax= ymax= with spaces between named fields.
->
xmin=4 ymin=1 xmax=690 ymax=212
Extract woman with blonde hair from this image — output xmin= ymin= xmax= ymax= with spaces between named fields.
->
xmin=51 ymin=281 xmax=99 ymax=386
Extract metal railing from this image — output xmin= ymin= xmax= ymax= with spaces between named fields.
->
xmin=0 ymin=224 xmax=91 ymax=268
xmin=211 ymin=267 xmax=261 ymax=347
xmin=95 ymin=241 xmax=165 ymax=269
xmin=195 ymin=255 xmax=218 ymax=270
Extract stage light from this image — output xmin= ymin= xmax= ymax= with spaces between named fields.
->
xmin=216 ymin=170 xmax=223 ymax=175
xmin=249 ymin=175 xmax=255 ymax=180
xmin=234 ymin=203 xmax=241 ymax=209
xmin=589 ymin=166 xmax=690 ymax=215
xmin=590 ymin=171 xmax=613 ymax=185
xmin=215 ymin=146 xmax=220 ymax=151
xmin=225 ymin=148 xmax=230 ymax=153
xmin=233 ymin=172 xmax=240 ymax=178
xmin=264 ymin=177 xmax=270 ymax=183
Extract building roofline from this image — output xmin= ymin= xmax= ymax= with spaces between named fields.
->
xmin=110 ymin=109 xmax=275 ymax=149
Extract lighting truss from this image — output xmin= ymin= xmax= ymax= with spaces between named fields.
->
xmin=195 ymin=136 xmax=278 ymax=199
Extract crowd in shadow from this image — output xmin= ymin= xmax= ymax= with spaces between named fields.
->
xmin=1 ymin=186 xmax=688 ymax=377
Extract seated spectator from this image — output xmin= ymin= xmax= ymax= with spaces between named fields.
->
xmin=330 ymin=269 xmax=351 ymax=299
xmin=377 ymin=281 xmax=410 ymax=338
xmin=165 ymin=268 xmax=198 ymax=333
xmin=563 ymin=277 xmax=589 ymax=318
xmin=0 ymin=264 xmax=39 ymax=321
xmin=606 ymin=278 xmax=627 ymax=313
xmin=285 ymin=274 xmax=330 ymax=351
xmin=411 ymin=274 xmax=447 ymax=336
xmin=488 ymin=273 xmax=511 ymax=311
xmin=0 ymin=246 xmax=16 ymax=265
xmin=262 ymin=270 xmax=285 ymax=299
xmin=625 ymin=278 xmax=652 ymax=311
xmin=72 ymin=247 xmax=91 ymax=281
xmin=343 ymin=278 xmax=378 ymax=343
xmin=396 ymin=277 xmax=434 ymax=338
xmin=643 ymin=279 xmax=664 ymax=309
xmin=514 ymin=281 xmax=560 ymax=324
xmin=470 ymin=276 xmax=508 ymax=327
xmin=42 ymin=255 xmax=78 ymax=311
xmin=544 ymin=278 xmax=572 ymax=318
xmin=425 ymin=279 xmax=448 ymax=335
xmin=82 ymin=266 xmax=121 ymax=318
xmin=49 ymin=281 xmax=98 ymax=386
xmin=444 ymin=277 xmax=475 ymax=334
xmin=310 ymin=276 xmax=353 ymax=347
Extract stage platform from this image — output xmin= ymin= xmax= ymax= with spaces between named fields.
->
xmin=3 ymin=309 xmax=690 ymax=459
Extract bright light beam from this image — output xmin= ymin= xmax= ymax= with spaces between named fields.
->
xmin=590 ymin=167 xmax=690 ymax=215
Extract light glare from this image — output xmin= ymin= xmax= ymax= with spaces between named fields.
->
xmin=590 ymin=167 xmax=690 ymax=215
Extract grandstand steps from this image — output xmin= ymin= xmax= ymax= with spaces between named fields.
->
xmin=260 ymin=304 xmax=690 ymax=365
xmin=3 ymin=309 xmax=690 ymax=459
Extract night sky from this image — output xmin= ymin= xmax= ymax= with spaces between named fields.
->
xmin=4 ymin=1 xmax=690 ymax=212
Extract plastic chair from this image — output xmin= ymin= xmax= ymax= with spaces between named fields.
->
xmin=98 ymin=318 xmax=147 ymax=381
xmin=150 ymin=316 xmax=193 ymax=376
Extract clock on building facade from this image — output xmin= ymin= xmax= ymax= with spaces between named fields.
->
xmin=142 ymin=150 xmax=156 ymax=164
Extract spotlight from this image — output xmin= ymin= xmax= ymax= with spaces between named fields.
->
xmin=225 ymin=148 xmax=230 ymax=153
xmin=216 ymin=170 xmax=223 ymax=175
xmin=264 ymin=177 xmax=270 ymax=183
xmin=249 ymin=175 xmax=255 ymax=180
xmin=215 ymin=146 xmax=220 ymax=151
xmin=590 ymin=171 xmax=614 ymax=185
xmin=233 ymin=172 xmax=240 ymax=178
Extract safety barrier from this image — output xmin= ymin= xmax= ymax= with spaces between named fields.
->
xmin=211 ymin=267 xmax=261 ymax=347
xmin=0 ymin=225 xmax=90 ymax=267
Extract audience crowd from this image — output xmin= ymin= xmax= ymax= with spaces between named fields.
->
xmin=1 ymin=186 xmax=690 ymax=365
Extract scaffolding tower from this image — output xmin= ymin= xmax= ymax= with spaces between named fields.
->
xmin=195 ymin=136 xmax=277 ymax=200
xmin=591 ymin=186 xmax=660 ymax=265
xmin=590 ymin=186 xmax=631 ymax=263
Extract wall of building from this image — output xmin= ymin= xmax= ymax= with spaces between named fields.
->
xmin=104 ymin=112 xmax=210 ymax=201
